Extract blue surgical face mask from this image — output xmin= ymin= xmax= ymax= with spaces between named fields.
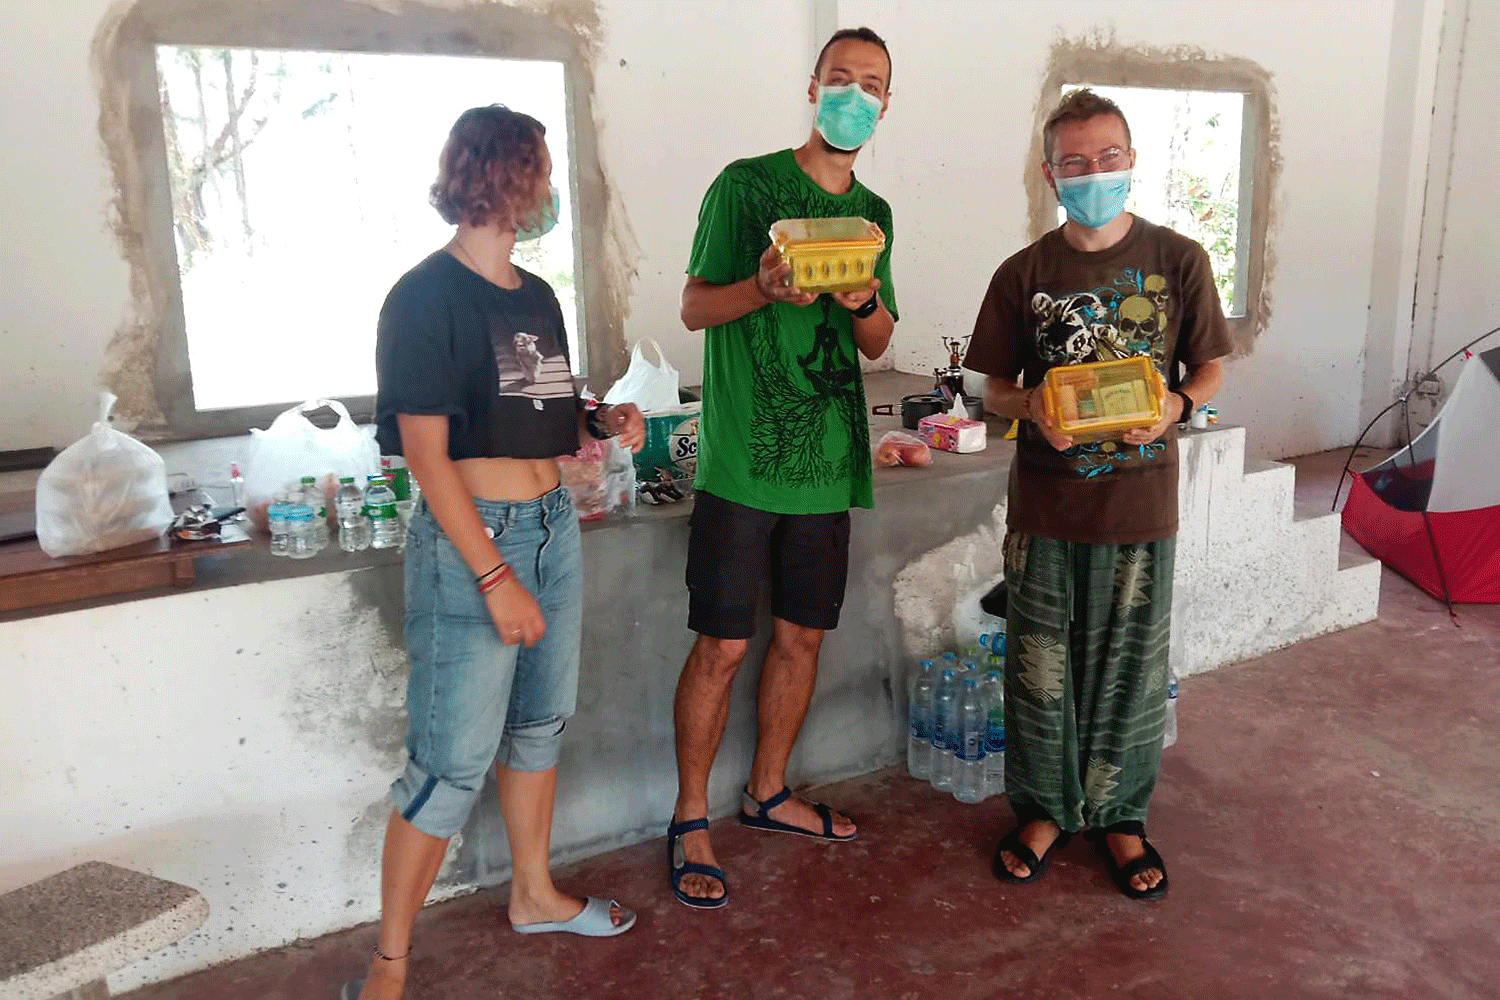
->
xmin=815 ymin=84 xmax=883 ymax=152
xmin=516 ymin=185 xmax=560 ymax=241
xmin=1053 ymin=169 xmax=1132 ymax=229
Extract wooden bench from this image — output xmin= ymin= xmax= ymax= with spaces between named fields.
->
xmin=0 ymin=862 xmax=209 ymax=1000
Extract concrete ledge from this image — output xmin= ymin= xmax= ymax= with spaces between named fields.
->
xmin=0 ymin=862 xmax=208 ymax=1000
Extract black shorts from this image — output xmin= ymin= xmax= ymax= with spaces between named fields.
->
xmin=685 ymin=490 xmax=852 ymax=639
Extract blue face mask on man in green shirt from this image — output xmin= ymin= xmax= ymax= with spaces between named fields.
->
xmin=814 ymin=84 xmax=882 ymax=151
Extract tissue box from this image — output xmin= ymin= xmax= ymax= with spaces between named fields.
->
xmin=917 ymin=412 xmax=987 ymax=454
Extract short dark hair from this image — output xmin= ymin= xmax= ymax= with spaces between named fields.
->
xmin=813 ymin=27 xmax=892 ymax=87
xmin=1044 ymin=88 xmax=1132 ymax=163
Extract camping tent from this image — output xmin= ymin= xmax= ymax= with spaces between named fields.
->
xmin=1342 ymin=345 xmax=1500 ymax=604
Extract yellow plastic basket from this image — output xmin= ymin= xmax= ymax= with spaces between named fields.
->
xmin=769 ymin=217 xmax=886 ymax=294
xmin=1040 ymin=356 xmax=1166 ymax=443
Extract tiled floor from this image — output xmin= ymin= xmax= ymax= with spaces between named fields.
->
xmin=122 ymin=450 xmax=1500 ymax=1000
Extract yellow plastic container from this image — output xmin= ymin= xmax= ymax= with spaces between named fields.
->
xmin=1040 ymin=356 xmax=1166 ymax=443
xmin=769 ymin=217 xmax=886 ymax=294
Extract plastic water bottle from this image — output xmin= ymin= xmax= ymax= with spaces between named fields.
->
xmin=981 ymin=631 xmax=1007 ymax=659
xmin=229 ymin=462 xmax=246 ymax=521
xmin=285 ymin=506 xmax=318 ymax=559
xmin=954 ymin=679 xmax=988 ymax=803
xmin=930 ymin=668 xmax=960 ymax=791
xmin=981 ymin=670 xmax=1006 ymax=797
xmin=299 ymin=476 xmax=329 ymax=551
xmin=336 ymin=477 xmax=371 ymax=552
xmin=908 ymin=660 xmax=937 ymax=780
xmin=1163 ymin=670 xmax=1180 ymax=749
xmin=367 ymin=475 xmax=402 ymax=550
xmin=940 ymin=651 xmax=958 ymax=670
xmin=267 ymin=496 xmax=291 ymax=556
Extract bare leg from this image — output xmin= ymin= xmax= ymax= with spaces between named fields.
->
xmin=671 ymin=634 xmax=749 ymax=901
xmin=356 ymin=811 xmax=448 ymax=1000
xmin=744 ymin=618 xmax=855 ymax=837
xmin=499 ymin=765 xmax=623 ymax=927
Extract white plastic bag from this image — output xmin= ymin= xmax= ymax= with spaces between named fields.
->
xmin=35 ymin=392 xmax=174 ymax=557
xmin=243 ymin=399 xmax=378 ymax=532
xmin=603 ymin=338 xmax=680 ymax=414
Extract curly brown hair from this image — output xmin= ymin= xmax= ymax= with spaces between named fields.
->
xmin=1043 ymin=88 xmax=1132 ymax=163
xmin=430 ymin=105 xmax=550 ymax=229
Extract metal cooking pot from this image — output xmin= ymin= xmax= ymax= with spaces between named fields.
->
xmin=872 ymin=392 xmax=981 ymax=430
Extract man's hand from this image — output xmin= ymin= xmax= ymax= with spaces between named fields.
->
xmin=603 ymin=403 xmax=646 ymax=452
xmin=1121 ymin=391 xmax=1184 ymax=446
xmin=832 ymin=279 xmax=882 ymax=314
xmin=1027 ymin=388 xmax=1075 ymax=451
xmin=754 ymin=245 xmax=819 ymax=307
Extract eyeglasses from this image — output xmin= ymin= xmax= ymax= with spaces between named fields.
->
xmin=1051 ymin=147 xmax=1128 ymax=178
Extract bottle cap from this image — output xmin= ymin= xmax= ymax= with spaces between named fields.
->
xmin=340 ymin=476 xmax=354 ymax=484
xmin=920 ymin=659 xmax=935 ymax=668
xmin=301 ymin=476 xmax=316 ymax=484
xmin=963 ymin=678 xmax=977 ymax=687
xmin=985 ymin=670 xmax=1002 ymax=681
xmin=941 ymin=668 xmax=957 ymax=680
xmin=230 ymin=462 xmax=242 ymax=477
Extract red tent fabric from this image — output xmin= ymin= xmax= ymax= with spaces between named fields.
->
xmin=1341 ymin=345 xmax=1500 ymax=605
xmin=1342 ymin=474 xmax=1500 ymax=603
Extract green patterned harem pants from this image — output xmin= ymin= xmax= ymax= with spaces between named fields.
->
xmin=1001 ymin=531 xmax=1175 ymax=833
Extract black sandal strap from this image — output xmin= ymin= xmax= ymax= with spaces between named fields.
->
xmin=1101 ymin=819 xmax=1146 ymax=838
xmin=752 ymin=786 xmax=793 ymax=816
xmin=998 ymin=828 xmax=1042 ymax=871
xmin=814 ymin=802 xmax=834 ymax=838
xmin=667 ymin=816 xmax=709 ymax=838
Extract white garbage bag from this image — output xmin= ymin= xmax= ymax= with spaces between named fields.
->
xmin=603 ymin=338 xmax=680 ymax=414
xmin=243 ymin=398 xmax=378 ymax=532
xmin=34 ymin=392 xmax=174 ymax=558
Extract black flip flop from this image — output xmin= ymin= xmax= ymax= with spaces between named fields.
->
xmin=993 ymin=814 xmax=1072 ymax=884
xmin=737 ymin=786 xmax=857 ymax=842
xmin=1088 ymin=821 xmax=1170 ymax=900
xmin=667 ymin=817 xmax=729 ymax=909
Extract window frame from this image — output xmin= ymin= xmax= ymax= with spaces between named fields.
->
xmin=101 ymin=2 xmax=618 ymax=440
xmin=1028 ymin=54 xmax=1274 ymax=353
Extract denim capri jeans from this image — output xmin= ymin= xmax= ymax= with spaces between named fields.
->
xmin=390 ymin=486 xmax=582 ymax=839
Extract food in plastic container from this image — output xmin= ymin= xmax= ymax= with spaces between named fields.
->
xmin=769 ymin=217 xmax=886 ymax=293
xmin=1040 ymin=356 xmax=1165 ymax=443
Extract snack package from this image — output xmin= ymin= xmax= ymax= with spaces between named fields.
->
xmin=874 ymin=430 xmax=933 ymax=468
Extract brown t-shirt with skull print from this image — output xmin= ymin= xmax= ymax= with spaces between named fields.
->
xmin=965 ymin=218 xmax=1233 ymax=544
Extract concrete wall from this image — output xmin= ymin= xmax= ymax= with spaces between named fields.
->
xmin=0 ymin=0 xmax=1494 ymax=462
xmin=0 ymin=461 xmax=1010 ymax=992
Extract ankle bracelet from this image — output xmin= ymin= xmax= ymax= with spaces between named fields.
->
xmin=374 ymin=944 xmax=410 ymax=962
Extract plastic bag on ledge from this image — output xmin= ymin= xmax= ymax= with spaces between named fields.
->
xmin=602 ymin=338 xmax=680 ymax=414
xmin=874 ymin=430 xmax=932 ymax=468
xmin=35 ymin=391 xmax=174 ymax=557
xmin=243 ymin=398 xmax=378 ymax=532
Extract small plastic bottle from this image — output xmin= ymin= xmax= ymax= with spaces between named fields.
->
xmin=907 ymin=659 xmax=937 ymax=780
xmin=930 ymin=668 xmax=960 ymax=792
xmin=229 ymin=462 xmax=246 ymax=520
xmin=267 ymin=494 xmax=291 ymax=557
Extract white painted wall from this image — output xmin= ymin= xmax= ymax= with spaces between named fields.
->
xmin=5 ymin=0 xmax=1480 ymax=465
xmin=1415 ymin=0 xmax=1500 ymax=382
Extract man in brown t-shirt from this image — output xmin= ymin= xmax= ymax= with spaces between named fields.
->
xmin=965 ymin=89 xmax=1232 ymax=901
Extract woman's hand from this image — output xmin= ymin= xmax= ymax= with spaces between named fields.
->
xmin=485 ymin=577 xmax=547 ymax=647
xmin=604 ymin=403 xmax=647 ymax=452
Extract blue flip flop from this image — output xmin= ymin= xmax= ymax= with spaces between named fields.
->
xmin=339 ymin=980 xmax=363 ymax=1000
xmin=667 ymin=817 xmax=728 ymax=909
xmin=737 ymin=786 xmax=857 ymax=842
xmin=511 ymin=896 xmax=636 ymax=936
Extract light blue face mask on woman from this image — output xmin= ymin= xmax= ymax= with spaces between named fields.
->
xmin=1053 ymin=169 xmax=1132 ymax=229
xmin=815 ymin=84 xmax=883 ymax=151
xmin=516 ymin=186 xmax=560 ymax=241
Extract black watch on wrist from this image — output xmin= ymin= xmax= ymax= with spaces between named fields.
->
xmin=1175 ymin=390 xmax=1196 ymax=425
xmin=851 ymin=292 xmax=880 ymax=319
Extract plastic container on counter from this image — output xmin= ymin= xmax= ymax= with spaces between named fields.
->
xmin=1040 ymin=355 xmax=1166 ymax=443
xmin=769 ymin=217 xmax=886 ymax=294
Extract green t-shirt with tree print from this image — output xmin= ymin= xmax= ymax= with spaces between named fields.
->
xmin=686 ymin=148 xmax=898 ymax=514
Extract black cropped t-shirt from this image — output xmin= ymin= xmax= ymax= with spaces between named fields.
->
xmin=375 ymin=251 xmax=580 ymax=460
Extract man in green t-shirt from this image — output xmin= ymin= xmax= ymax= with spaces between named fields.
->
xmin=665 ymin=27 xmax=899 ymax=910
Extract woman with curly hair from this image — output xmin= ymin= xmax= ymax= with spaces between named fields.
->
xmin=347 ymin=105 xmax=644 ymax=1000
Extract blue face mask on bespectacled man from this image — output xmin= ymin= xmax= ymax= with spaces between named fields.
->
xmin=516 ymin=185 xmax=560 ymax=242
xmin=1053 ymin=169 xmax=1132 ymax=230
xmin=814 ymin=84 xmax=883 ymax=151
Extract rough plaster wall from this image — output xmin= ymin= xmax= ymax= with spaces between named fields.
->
xmin=1418 ymin=0 xmax=1500 ymax=392
xmin=0 ymin=572 xmax=440 ymax=993
xmin=838 ymin=0 xmax=1395 ymax=463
